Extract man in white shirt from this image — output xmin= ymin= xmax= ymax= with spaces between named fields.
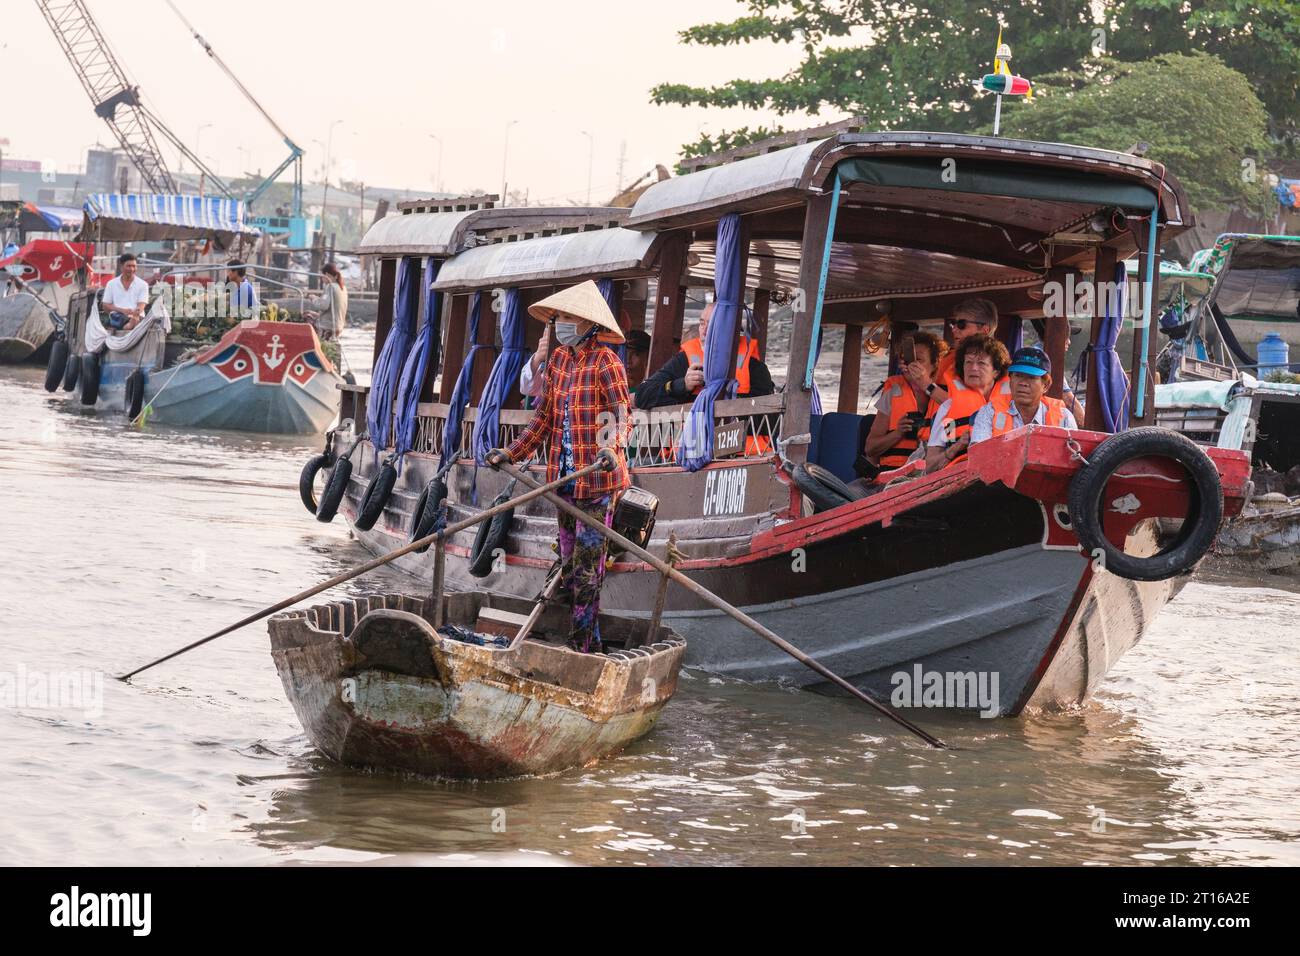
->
xmin=101 ymin=253 xmax=151 ymax=331
xmin=970 ymin=346 xmax=1078 ymax=443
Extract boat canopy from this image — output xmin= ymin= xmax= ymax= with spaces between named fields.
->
xmin=430 ymin=227 xmax=662 ymax=293
xmin=1196 ymin=235 xmax=1300 ymax=320
xmin=360 ymin=204 xmax=628 ymax=258
xmin=78 ymin=193 xmax=260 ymax=244
xmin=627 ymin=132 xmax=1190 ymax=257
xmin=0 ymin=200 xmax=83 ymax=235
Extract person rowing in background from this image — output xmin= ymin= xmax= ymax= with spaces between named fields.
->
xmin=487 ymin=280 xmax=631 ymax=654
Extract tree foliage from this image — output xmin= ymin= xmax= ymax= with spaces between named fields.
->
xmin=997 ymin=52 xmax=1274 ymax=214
xmin=652 ymin=1 xmax=1300 ymax=154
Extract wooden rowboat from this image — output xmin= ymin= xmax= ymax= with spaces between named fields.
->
xmin=268 ymin=590 xmax=686 ymax=779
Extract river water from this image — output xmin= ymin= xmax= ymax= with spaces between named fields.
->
xmin=1 ymin=333 xmax=1297 ymax=867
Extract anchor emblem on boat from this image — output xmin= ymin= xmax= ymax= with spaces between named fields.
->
xmin=263 ymin=334 xmax=285 ymax=370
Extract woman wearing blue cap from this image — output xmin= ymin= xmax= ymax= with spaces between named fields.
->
xmin=970 ymin=345 xmax=1077 ymax=443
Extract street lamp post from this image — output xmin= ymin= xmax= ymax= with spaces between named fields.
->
xmin=192 ymin=123 xmax=214 ymax=175
xmin=580 ymin=130 xmax=594 ymax=205
xmin=321 ymin=119 xmax=344 ymax=226
xmin=501 ymin=119 xmax=518 ymax=205
xmin=428 ymin=134 xmax=444 ymax=195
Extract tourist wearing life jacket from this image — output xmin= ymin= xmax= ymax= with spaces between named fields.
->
xmin=633 ymin=302 xmax=775 ymax=458
xmin=970 ymin=346 xmax=1077 ymax=443
xmin=633 ymin=303 xmax=774 ymax=409
xmin=932 ymin=297 xmax=997 ymax=404
xmin=925 ymin=333 xmax=1011 ymax=472
xmin=863 ymin=330 xmax=946 ymax=469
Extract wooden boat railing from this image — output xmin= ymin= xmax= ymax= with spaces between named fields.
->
xmin=342 ymin=391 xmax=786 ymax=468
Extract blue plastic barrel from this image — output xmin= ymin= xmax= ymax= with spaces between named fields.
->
xmin=1257 ymin=332 xmax=1290 ymax=377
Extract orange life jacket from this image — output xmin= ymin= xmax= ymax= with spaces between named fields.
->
xmin=877 ymin=374 xmax=941 ymax=468
xmin=936 ymin=377 xmax=1011 ymax=465
xmin=681 ymin=335 xmax=760 ymax=396
xmin=988 ymin=394 xmax=1067 ymax=437
xmin=678 ymin=335 xmax=769 ymax=455
xmin=936 ymin=351 xmax=958 ymax=393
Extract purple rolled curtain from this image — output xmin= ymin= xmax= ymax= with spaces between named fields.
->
xmin=677 ymin=212 xmax=742 ymax=471
xmin=597 ymin=278 xmax=626 ymax=364
xmin=392 ymin=257 xmax=443 ymax=468
xmin=472 ymin=288 xmax=528 ymax=465
xmin=367 ymin=256 xmax=420 ymax=449
xmin=438 ymin=293 xmax=495 ymax=476
xmin=1094 ymin=262 xmax=1130 ymax=432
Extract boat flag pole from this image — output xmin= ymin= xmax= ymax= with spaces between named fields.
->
xmin=495 ymin=455 xmax=947 ymax=749
xmin=115 ymin=459 xmax=611 ymax=683
xmin=980 ymin=27 xmax=1032 ymax=137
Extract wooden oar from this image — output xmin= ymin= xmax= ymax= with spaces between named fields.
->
xmin=496 ymin=456 xmax=947 ymax=749
xmin=117 ymin=459 xmax=607 ymax=682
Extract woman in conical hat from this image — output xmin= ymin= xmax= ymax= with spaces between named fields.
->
xmin=487 ymin=280 xmax=630 ymax=653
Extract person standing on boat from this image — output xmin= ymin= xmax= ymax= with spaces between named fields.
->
xmin=304 ymin=262 xmax=348 ymax=340
xmin=226 ymin=260 xmax=259 ymax=320
xmin=925 ymin=333 xmax=1011 ymax=471
xmin=931 ymin=298 xmax=997 ymax=403
xmin=487 ymin=280 xmax=631 ymax=654
xmin=970 ymin=346 xmax=1076 ymax=442
xmin=102 ymin=253 xmax=150 ymax=331
xmin=863 ymin=330 xmax=946 ymax=469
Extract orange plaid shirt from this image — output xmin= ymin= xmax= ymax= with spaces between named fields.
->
xmin=507 ymin=337 xmax=632 ymax=499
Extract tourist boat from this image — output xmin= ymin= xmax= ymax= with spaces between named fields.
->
xmin=48 ymin=193 xmax=344 ymax=434
xmin=306 ymin=125 xmax=1251 ymax=716
xmin=267 ymin=590 xmax=686 ymax=778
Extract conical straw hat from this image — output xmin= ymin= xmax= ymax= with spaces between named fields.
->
xmin=527 ymin=280 xmax=624 ymax=342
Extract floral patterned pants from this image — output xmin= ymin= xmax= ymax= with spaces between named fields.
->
xmin=555 ymin=491 xmax=614 ymax=653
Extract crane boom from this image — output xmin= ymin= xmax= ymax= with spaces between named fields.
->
xmin=35 ymin=0 xmax=235 ymax=200
xmin=34 ymin=0 xmax=177 ymax=193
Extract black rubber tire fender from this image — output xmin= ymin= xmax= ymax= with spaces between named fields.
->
xmin=468 ymin=487 xmax=515 ymax=578
xmin=44 ymin=337 xmax=68 ymax=392
xmin=61 ymin=350 xmax=80 ymax=391
xmin=124 ymin=369 xmax=145 ymax=420
xmin=408 ymin=477 xmax=448 ymax=553
xmin=1067 ymin=427 xmax=1223 ymax=582
xmin=353 ymin=460 xmax=398 ymax=532
xmin=315 ymin=456 xmax=353 ymax=523
xmin=298 ymin=453 xmax=332 ymax=514
xmin=78 ymin=352 xmax=100 ymax=406
xmin=791 ymin=462 xmax=859 ymax=513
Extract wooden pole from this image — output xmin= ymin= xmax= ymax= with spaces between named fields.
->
xmin=785 ymin=190 xmax=836 ymax=465
xmin=496 ymin=459 xmax=946 ymax=749
xmin=647 ymin=235 xmax=688 ymax=376
xmin=839 ymin=323 xmax=863 ymax=413
xmin=116 ymin=460 xmax=609 ymax=682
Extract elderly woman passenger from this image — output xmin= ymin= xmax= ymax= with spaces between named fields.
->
xmin=924 ymin=333 xmax=1011 ymax=471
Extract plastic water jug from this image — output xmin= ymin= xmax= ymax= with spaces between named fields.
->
xmin=1257 ymin=332 xmax=1290 ymax=377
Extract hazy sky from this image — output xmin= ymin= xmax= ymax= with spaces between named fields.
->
xmin=2 ymin=0 xmax=828 ymax=203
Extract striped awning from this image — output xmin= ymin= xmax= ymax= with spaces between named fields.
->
xmin=80 ymin=194 xmax=260 ymax=244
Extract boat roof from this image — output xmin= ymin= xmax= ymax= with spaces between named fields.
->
xmin=0 ymin=200 xmax=83 ymax=233
xmin=78 ymin=193 xmax=260 ymax=244
xmin=430 ymin=226 xmax=661 ymax=293
xmin=360 ymin=199 xmax=629 ymax=257
xmin=1188 ymin=233 xmax=1300 ymax=275
xmin=626 ymin=131 xmax=1191 ymax=233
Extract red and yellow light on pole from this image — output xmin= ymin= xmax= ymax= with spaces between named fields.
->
xmin=979 ymin=28 xmax=1033 ymax=135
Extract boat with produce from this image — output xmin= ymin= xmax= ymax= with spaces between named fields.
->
xmin=46 ymin=193 xmax=343 ymax=434
xmin=267 ymin=589 xmax=686 ymax=778
xmin=302 ymin=125 xmax=1250 ymax=717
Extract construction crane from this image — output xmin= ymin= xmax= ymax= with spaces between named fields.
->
xmin=164 ymin=0 xmax=310 ymax=245
xmin=36 ymin=0 xmax=313 ymax=246
xmin=35 ymin=0 xmax=236 ymax=198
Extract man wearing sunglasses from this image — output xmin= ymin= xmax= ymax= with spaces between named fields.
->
xmin=930 ymin=298 xmax=998 ymax=405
